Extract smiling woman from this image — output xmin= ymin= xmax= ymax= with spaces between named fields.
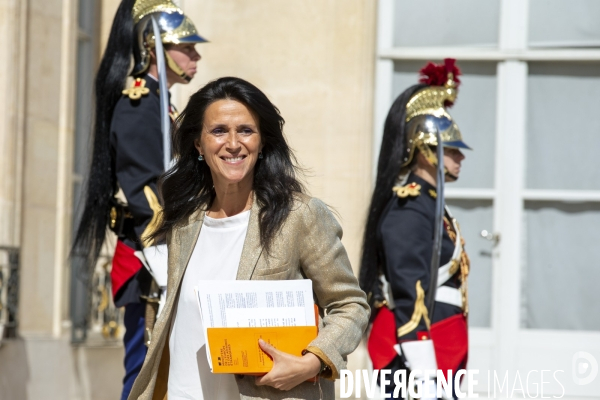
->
xmin=194 ymin=99 xmax=263 ymax=217
xmin=154 ymin=77 xmax=306 ymax=250
xmin=129 ymin=77 xmax=369 ymax=400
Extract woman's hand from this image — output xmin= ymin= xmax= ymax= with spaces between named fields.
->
xmin=254 ymin=339 xmax=322 ymax=391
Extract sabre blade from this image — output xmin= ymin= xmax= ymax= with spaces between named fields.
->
xmin=151 ymin=16 xmax=171 ymax=171
xmin=425 ymin=130 xmax=445 ymax=317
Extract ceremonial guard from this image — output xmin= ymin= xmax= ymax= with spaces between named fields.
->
xmin=359 ymin=59 xmax=471 ymax=399
xmin=71 ymin=1 xmax=206 ymax=398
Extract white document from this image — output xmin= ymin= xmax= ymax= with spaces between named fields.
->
xmin=195 ymin=279 xmax=316 ymax=329
xmin=194 ymin=279 xmax=316 ymax=371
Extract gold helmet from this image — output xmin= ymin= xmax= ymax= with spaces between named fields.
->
xmin=401 ymin=59 xmax=471 ymax=168
xmin=131 ymin=0 xmax=207 ymax=81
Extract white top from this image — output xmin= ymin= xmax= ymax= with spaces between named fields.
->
xmin=168 ymin=210 xmax=250 ymax=400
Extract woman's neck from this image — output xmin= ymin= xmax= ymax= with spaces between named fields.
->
xmin=208 ymin=181 xmax=253 ymax=219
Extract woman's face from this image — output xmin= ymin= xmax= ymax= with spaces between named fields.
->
xmin=195 ymin=99 xmax=263 ymax=188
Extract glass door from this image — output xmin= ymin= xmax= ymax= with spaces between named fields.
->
xmin=374 ymin=0 xmax=600 ymax=397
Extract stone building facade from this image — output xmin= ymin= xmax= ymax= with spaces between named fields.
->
xmin=0 ymin=1 xmax=376 ymax=398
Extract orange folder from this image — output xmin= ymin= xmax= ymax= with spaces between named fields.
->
xmin=207 ymin=305 xmax=319 ymax=374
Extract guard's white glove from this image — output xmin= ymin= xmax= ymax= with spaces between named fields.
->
xmin=400 ymin=339 xmax=452 ymax=400
xmin=135 ymin=244 xmax=168 ymax=316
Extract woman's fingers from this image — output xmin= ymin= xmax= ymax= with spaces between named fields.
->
xmin=254 ymin=373 xmax=273 ymax=387
xmin=258 ymin=338 xmax=279 ymax=360
xmin=255 ymin=339 xmax=280 ymax=388
xmin=254 ymin=342 xmax=321 ymax=390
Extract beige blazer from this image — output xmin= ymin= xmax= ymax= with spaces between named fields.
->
xmin=128 ymin=193 xmax=369 ymax=400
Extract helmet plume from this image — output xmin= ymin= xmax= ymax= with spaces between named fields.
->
xmin=418 ymin=58 xmax=461 ymax=107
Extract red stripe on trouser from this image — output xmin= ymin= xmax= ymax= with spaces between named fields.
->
xmin=367 ymin=307 xmax=398 ymax=370
xmin=430 ymin=313 xmax=469 ymax=380
xmin=368 ymin=308 xmax=468 ymax=374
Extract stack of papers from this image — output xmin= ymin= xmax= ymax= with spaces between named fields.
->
xmin=195 ymin=279 xmax=318 ymax=374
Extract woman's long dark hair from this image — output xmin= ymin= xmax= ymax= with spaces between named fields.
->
xmin=153 ymin=77 xmax=304 ymax=251
xmin=71 ymin=0 xmax=135 ymax=267
xmin=358 ymin=84 xmax=426 ymax=296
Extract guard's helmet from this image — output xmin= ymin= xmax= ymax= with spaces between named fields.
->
xmin=131 ymin=0 xmax=207 ymax=81
xmin=401 ymin=59 xmax=471 ymax=168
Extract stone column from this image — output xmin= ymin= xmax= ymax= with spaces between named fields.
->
xmin=19 ymin=0 xmax=77 ymax=338
xmin=0 ymin=0 xmax=27 ymax=248
xmin=0 ymin=0 xmax=83 ymax=397
xmin=0 ymin=8 xmax=28 ymax=397
xmin=2 ymin=0 xmax=80 ymax=398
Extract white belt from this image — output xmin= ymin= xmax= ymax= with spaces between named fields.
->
xmin=435 ymin=286 xmax=463 ymax=308
xmin=437 ymin=208 xmax=462 ymax=287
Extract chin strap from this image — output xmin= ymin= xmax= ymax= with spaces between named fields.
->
xmin=417 ymin=143 xmax=449 ymax=176
xmin=445 ymin=172 xmax=458 ymax=181
xmin=165 ymin=52 xmax=192 ymax=82
xmin=417 ymin=142 xmax=458 ymax=181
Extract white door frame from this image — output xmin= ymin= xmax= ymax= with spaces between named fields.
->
xmin=372 ymin=0 xmax=600 ymax=397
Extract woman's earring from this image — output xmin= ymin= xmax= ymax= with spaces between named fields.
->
xmin=198 ymin=154 xmax=204 ymax=161
xmin=258 ymin=152 xmax=264 ymax=160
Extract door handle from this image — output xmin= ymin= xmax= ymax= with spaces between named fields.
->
xmin=480 ymin=229 xmax=500 ymax=245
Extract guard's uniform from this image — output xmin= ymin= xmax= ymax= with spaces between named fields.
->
xmin=368 ymin=173 xmax=469 ymax=395
xmin=71 ymin=2 xmax=206 ymax=399
xmin=110 ymin=75 xmax=166 ymax=398
xmin=361 ymin=59 xmax=472 ymax=399
xmin=110 ymin=76 xmax=163 ymax=305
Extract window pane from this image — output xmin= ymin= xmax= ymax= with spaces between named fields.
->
xmin=522 ymin=201 xmax=600 ymax=331
xmin=393 ymin=0 xmax=499 ymax=47
xmin=526 ymin=63 xmax=600 ymax=190
xmin=392 ymin=61 xmax=497 ymax=189
xmin=529 ymin=0 xmax=600 ymax=47
xmin=446 ymin=199 xmax=494 ymax=328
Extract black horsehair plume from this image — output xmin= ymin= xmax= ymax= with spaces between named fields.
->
xmin=358 ymin=84 xmax=426 ymax=297
xmin=71 ymin=0 xmax=136 ymax=276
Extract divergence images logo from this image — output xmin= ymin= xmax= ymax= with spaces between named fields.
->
xmin=572 ymin=351 xmax=598 ymax=386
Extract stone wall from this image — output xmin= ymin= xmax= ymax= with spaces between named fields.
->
xmin=0 ymin=1 xmax=376 ymax=398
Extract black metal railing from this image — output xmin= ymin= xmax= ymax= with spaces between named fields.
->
xmin=70 ymin=253 xmax=123 ymax=344
xmin=0 ymin=246 xmax=20 ymax=339
xmin=70 ymin=252 xmax=92 ymax=343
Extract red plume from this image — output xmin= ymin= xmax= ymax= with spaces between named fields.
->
xmin=418 ymin=58 xmax=461 ymax=107
xmin=418 ymin=58 xmax=461 ymax=88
